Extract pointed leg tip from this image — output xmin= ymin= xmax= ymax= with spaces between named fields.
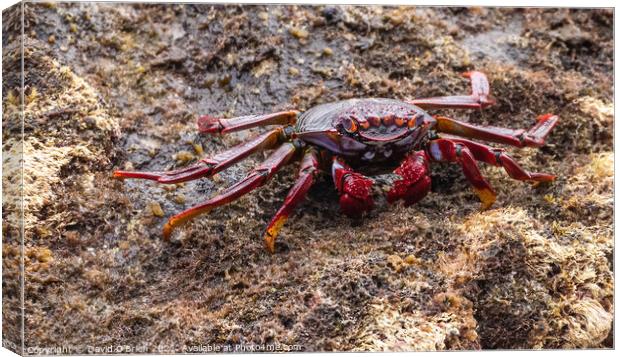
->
xmin=112 ymin=171 xmax=126 ymax=180
xmin=530 ymin=174 xmax=556 ymax=183
xmin=263 ymin=215 xmax=288 ymax=254
xmin=113 ymin=170 xmax=137 ymax=179
xmin=479 ymin=201 xmax=494 ymax=211
xmin=479 ymin=195 xmax=496 ymax=211
xmin=535 ymin=113 xmax=559 ymax=131
xmin=263 ymin=230 xmax=277 ymax=254
xmin=162 ymin=223 xmax=173 ymax=241
xmin=264 ymin=237 xmax=276 ymax=254
xmin=538 ymin=113 xmax=559 ymax=122
xmin=112 ymin=170 xmax=162 ymax=181
xmin=474 ymin=187 xmax=496 ymax=211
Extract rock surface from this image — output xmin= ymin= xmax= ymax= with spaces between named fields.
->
xmin=2 ymin=3 xmax=613 ymax=352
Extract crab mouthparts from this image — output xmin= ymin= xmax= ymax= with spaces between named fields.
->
xmin=358 ymin=125 xmax=409 ymax=142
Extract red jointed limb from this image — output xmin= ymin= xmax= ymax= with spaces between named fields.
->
xmin=198 ymin=110 xmax=298 ymax=134
xmin=435 ymin=114 xmax=559 ymax=148
xmin=427 ymin=138 xmax=497 ymax=210
xmin=441 ymin=135 xmax=555 ymax=182
xmin=162 ymin=143 xmax=299 ymax=240
xmin=410 ymin=71 xmax=496 ymax=110
xmin=263 ymin=148 xmax=320 ymax=253
xmin=332 ymin=157 xmax=374 ymax=218
xmin=386 ymin=151 xmax=432 ymax=206
xmin=113 ymin=128 xmax=285 ymax=184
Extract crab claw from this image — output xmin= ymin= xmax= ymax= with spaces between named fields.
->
xmin=339 ymin=173 xmax=375 ymax=217
xmin=386 ymin=151 xmax=432 ymax=206
xmin=332 ymin=158 xmax=374 ymax=217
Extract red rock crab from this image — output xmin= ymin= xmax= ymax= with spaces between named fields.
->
xmin=114 ymin=72 xmax=558 ymax=252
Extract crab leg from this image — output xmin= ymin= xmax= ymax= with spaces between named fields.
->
xmin=162 ymin=143 xmax=299 ymax=239
xmin=410 ymin=71 xmax=496 ymax=110
xmin=427 ymin=138 xmax=497 ymax=210
xmin=435 ymin=114 xmax=559 ymax=148
xmin=263 ymin=148 xmax=320 ymax=253
xmin=113 ymin=128 xmax=286 ymax=184
xmin=441 ymin=135 xmax=556 ymax=182
xmin=198 ymin=110 xmax=298 ymax=134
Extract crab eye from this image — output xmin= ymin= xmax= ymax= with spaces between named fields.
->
xmin=343 ymin=117 xmax=358 ymax=133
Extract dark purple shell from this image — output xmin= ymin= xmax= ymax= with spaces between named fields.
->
xmin=295 ymin=98 xmax=436 ymax=162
